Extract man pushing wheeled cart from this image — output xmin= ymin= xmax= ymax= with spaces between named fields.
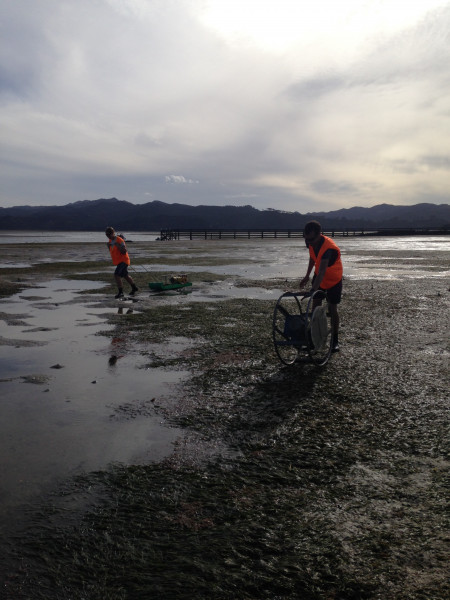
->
xmin=299 ymin=220 xmax=343 ymax=353
xmin=272 ymin=220 xmax=343 ymax=367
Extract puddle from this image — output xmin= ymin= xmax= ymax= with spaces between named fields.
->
xmin=0 ymin=262 xmax=31 ymax=269
xmin=147 ymin=281 xmax=284 ymax=304
xmin=0 ymin=279 xmax=185 ymax=526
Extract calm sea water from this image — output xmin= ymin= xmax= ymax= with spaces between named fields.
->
xmin=3 ymin=230 xmax=161 ymax=243
xmin=4 ymin=231 xmax=450 ymax=280
xmin=4 ymin=230 xmax=450 ymax=250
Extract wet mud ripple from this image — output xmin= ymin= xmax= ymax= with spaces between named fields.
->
xmin=3 ymin=278 xmax=449 ymax=599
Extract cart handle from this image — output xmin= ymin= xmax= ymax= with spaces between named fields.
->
xmin=282 ymin=290 xmax=327 ymax=299
xmin=282 ymin=291 xmax=311 ymax=298
xmin=311 ymin=290 xmax=327 ymax=299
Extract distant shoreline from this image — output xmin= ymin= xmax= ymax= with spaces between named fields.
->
xmin=3 ymin=227 xmax=450 ymax=239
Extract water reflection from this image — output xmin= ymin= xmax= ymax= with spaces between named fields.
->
xmin=108 ymin=335 xmax=127 ymax=367
xmin=0 ymin=279 xmax=185 ymax=527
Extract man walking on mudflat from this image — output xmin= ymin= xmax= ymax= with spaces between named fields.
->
xmin=299 ymin=220 xmax=343 ymax=352
xmin=105 ymin=227 xmax=139 ymax=299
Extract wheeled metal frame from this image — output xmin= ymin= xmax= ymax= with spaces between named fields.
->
xmin=272 ymin=290 xmax=334 ymax=367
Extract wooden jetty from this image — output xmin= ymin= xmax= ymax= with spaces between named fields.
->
xmin=159 ymin=227 xmax=450 ymax=241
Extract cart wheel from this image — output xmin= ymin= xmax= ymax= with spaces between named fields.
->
xmin=306 ymin=291 xmax=333 ymax=366
xmin=272 ymin=292 xmax=305 ymax=365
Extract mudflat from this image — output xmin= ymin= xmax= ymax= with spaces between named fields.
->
xmin=1 ymin=238 xmax=449 ymax=599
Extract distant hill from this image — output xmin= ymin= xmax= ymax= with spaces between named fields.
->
xmin=0 ymin=198 xmax=449 ymax=231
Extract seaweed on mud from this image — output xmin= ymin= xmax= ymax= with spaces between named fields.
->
xmin=0 ymin=279 xmax=28 ymax=298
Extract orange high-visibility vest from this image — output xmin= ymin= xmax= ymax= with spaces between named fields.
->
xmin=108 ymin=236 xmax=130 ymax=266
xmin=309 ymin=235 xmax=343 ymax=289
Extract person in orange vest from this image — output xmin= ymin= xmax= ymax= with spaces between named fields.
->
xmin=105 ymin=227 xmax=139 ymax=299
xmin=299 ymin=220 xmax=343 ymax=352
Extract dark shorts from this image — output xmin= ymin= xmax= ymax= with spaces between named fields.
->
xmin=312 ymin=277 xmax=343 ymax=304
xmin=114 ymin=262 xmax=129 ymax=277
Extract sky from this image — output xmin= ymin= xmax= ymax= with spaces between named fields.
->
xmin=1 ymin=0 xmax=449 ymax=212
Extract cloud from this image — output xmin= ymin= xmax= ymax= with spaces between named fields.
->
xmin=0 ymin=0 xmax=449 ymax=210
xmin=165 ymin=175 xmax=199 ymax=184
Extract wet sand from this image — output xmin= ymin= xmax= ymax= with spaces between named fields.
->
xmin=1 ymin=237 xmax=449 ymax=599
